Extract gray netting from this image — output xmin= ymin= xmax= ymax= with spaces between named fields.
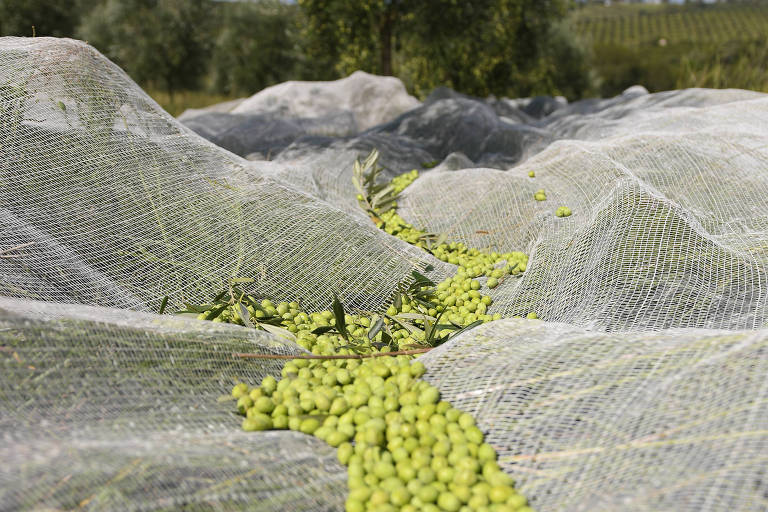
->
xmin=2 ymin=36 xmax=768 ymax=511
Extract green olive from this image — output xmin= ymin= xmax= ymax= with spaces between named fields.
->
xmin=299 ymin=417 xmax=321 ymax=435
xmin=231 ymin=382 xmax=249 ymax=399
xmin=242 ymin=413 xmax=271 ymax=431
xmin=236 ymin=395 xmax=253 ymax=415
xmin=437 ymin=491 xmax=461 ymax=512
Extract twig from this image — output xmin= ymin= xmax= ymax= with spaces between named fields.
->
xmin=234 ymin=347 xmax=432 ymax=360
xmin=0 ymin=241 xmax=36 ymax=258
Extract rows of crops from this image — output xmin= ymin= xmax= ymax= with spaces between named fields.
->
xmin=571 ymin=3 xmax=768 ymax=46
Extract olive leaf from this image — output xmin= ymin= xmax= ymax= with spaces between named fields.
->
xmin=213 ymin=289 xmax=229 ymax=303
xmin=368 ymin=317 xmax=385 ymax=340
xmin=158 ymin=296 xmax=169 ymax=314
xmin=205 ymin=303 xmax=229 ymax=321
xmin=332 ymin=293 xmax=350 ymax=341
xmin=448 ymin=320 xmax=484 ymax=339
xmin=238 ymin=303 xmax=253 ymax=328
xmin=181 ymin=302 xmax=207 ymax=314
xmin=392 ymin=291 xmax=403 ymax=311
xmin=395 ymin=312 xmax=438 ymax=322
xmin=260 ymin=323 xmax=296 ymax=342
xmin=351 ymin=149 xmax=405 ymax=216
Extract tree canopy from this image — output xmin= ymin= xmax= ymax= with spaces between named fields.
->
xmin=77 ymin=0 xmax=214 ymax=98
xmin=0 ymin=0 xmax=594 ymax=100
xmin=298 ymin=0 xmax=590 ymax=99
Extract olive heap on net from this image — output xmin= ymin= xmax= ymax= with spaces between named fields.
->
xmin=197 ymin=165 xmax=542 ymax=511
xmin=232 ymin=357 xmax=533 ymax=512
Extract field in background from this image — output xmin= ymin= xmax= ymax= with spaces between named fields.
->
xmin=572 ymin=2 xmax=768 ymax=46
xmin=570 ymin=2 xmax=768 ymax=96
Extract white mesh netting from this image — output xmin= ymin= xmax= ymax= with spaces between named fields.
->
xmin=2 ymin=37 xmax=768 ymax=511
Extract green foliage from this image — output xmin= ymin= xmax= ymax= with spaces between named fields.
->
xmin=517 ymin=19 xmax=597 ymax=100
xmin=1 ymin=0 xmax=594 ymax=103
xmin=352 ymin=149 xmax=401 ymax=218
xmin=298 ymin=0 xmax=592 ymax=100
xmin=592 ymin=42 xmax=681 ymax=96
xmin=208 ymin=1 xmax=303 ymax=96
xmin=676 ymin=37 xmax=768 ymax=92
xmin=0 ymin=0 xmax=93 ymax=37
xmin=77 ymin=0 xmax=215 ymax=97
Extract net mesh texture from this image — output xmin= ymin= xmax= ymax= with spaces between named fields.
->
xmin=2 ymin=37 xmax=768 ymax=511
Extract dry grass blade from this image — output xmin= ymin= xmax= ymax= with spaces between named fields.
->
xmin=0 ymin=241 xmax=36 ymax=258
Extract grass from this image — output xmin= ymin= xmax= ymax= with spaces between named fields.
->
xmin=145 ymin=89 xmax=239 ymax=117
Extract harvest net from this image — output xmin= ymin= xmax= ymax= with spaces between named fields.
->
xmin=1 ymin=37 xmax=768 ymax=511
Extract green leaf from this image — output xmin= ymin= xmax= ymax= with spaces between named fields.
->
xmin=337 ymin=341 xmax=369 ymax=354
xmin=371 ymin=184 xmax=395 ymax=205
xmin=362 ymin=148 xmax=379 ymax=170
xmin=258 ymin=315 xmax=285 ymax=326
xmin=243 ymin=295 xmax=261 ymax=309
xmin=332 ymin=293 xmax=349 ymax=340
xmin=213 ymin=289 xmax=229 ymax=303
xmin=410 ymin=296 xmax=436 ymax=310
xmin=386 ymin=314 xmax=424 ymax=336
xmin=411 ymin=270 xmax=435 ymax=287
xmin=311 ymin=326 xmax=337 ymax=335
xmin=158 ymin=296 xmax=169 ymax=314
xmin=352 ymin=178 xmax=367 ymax=198
xmin=424 ymin=318 xmax=435 ymax=342
xmin=238 ymin=303 xmax=253 ymax=328
xmin=183 ymin=302 xmax=206 ymax=313
xmin=449 ymin=320 xmax=484 ymax=340
xmin=260 ymin=323 xmax=296 ymax=342
xmin=393 ymin=292 xmax=402 ymax=311
xmin=368 ymin=317 xmax=385 ymax=340
xmin=396 ymin=312 xmax=438 ymax=322
xmin=207 ymin=303 xmax=229 ymax=321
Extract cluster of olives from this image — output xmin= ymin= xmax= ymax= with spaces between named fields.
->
xmin=555 ymin=207 xmax=572 ymax=218
xmin=430 ymin=244 xmax=527 ymax=280
xmin=199 ymin=274 xmax=506 ymax=355
xmin=373 ymin=209 xmax=527 ymax=283
xmin=390 ymin=169 xmax=420 ymax=194
xmin=195 ymin=165 xmax=545 ymax=511
xmin=199 ymin=168 xmax=538 ymax=358
xmin=533 ymin=189 xmax=546 ymax=202
xmin=232 ymin=357 xmax=533 ymax=512
xmin=201 ymin=300 xmax=376 ymax=355
xmin=375 ymin=209 xmax=432 ymax=249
